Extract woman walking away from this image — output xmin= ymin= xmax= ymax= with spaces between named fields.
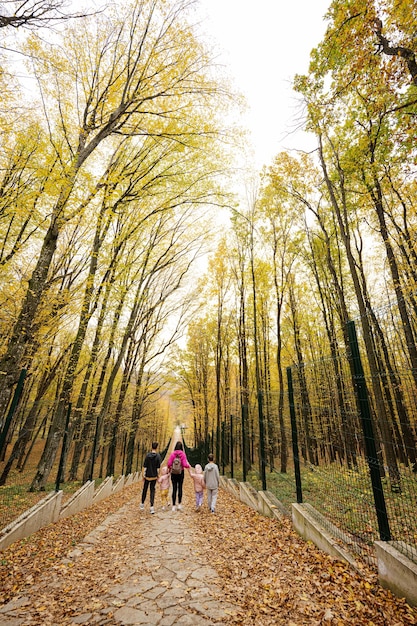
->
xmin=167 ymin=441 xmax=190 ymax=511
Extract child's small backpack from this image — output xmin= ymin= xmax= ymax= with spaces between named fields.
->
xmin=171 ymin=453 xmax=182 ymax=474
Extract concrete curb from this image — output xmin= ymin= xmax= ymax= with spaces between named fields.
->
xmin=112 ymin=475 xmax=125 ymax=494
xmin=375 ymin=541 xmax=417 ymax=607
xmin=92 ymin=475 xmax=113 ymax=504
xmin=222 ymin=476 xmax=417 ymax=607
xmin=59 ymin=480 xmax=94 ymax=520
xmin=0 ymin=491 xmax=62 ymax=551
xmin=239 ymin=481 xmax=259 ymax=511
xmin=1 ymin=472 xmax=141 ymax=552
xmin=258 ymin=490 xmax=287 ymax=520
xmin=292 ymin=502 xmax=359 ymax=570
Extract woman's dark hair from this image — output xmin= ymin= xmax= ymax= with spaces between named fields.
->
xmin=174 ymin=441 xmax=183 ymax=451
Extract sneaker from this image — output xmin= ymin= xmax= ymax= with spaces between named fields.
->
xmin=139 ymin=503 xmax=144 ymax=511
xmin=177 ymin=503 xmax=183 ymax=511
xmin=172 ymin=505 xmax=176 ymax=512
xmin=150 ymin=506 xmax=155 ymax=514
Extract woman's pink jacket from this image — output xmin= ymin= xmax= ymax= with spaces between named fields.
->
xmin=167 ymin=449 xmax=190 ymax=470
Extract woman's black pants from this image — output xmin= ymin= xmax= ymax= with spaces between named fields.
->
xmin=171 ymin=472 xmax=185 ymax=505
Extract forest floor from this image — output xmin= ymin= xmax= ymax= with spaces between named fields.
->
xmin=0 ymin=477 xmax=416 ymax=625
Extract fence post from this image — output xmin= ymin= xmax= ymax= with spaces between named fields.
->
xmin=89 ymin=409 xmax=101 ymax=482
xmin=204 ymin=433 xmax=210 ymax=462
xmin=0 ymin=368 xmax=27 ymax=458
xmin=286 ymin=366 xmax=302 ymax=503
xmin=136 ymin=441 xmax=140 ymax=472
xmin=56 ymin=403 xmax=72 ymax=492
xmin=257 ymin=391 xmax=267 ymax=490
xmin=347 ymin=320 xmax=391 ymax=541
xmin=241 ymin=403 xmax=248 ymax=482
xmin=230 ymin=413 xmax=234 ymax=479
xmin=221 ymin=420 xmax=225 ymax=474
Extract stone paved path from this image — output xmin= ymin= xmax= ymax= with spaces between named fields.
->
xmin=0 ymin=492 xmax=238 ymax=626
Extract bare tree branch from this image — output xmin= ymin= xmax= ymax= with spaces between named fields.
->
xmin=372 ymin=18 xmax=417 ymax=86
xmin=0 ymin=0 xmax=96 ymax=29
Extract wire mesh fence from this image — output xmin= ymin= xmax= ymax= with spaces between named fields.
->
xmin=215 ymin=312 xmax=417 ymax=569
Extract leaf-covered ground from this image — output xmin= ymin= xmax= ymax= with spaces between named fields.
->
xmin=0 ymin=483 xmax=143 ymax=606
xmin=1 ymin=479 xmax=416 ymax=625
xmin=192 ymin=486 xmax=417 ymax=625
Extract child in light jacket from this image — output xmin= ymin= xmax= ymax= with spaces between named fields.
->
xmin=189 ymin=464 xmax=205 ymax=510
xmin=204 ymin=453 xmax=220 ymax=513
xmin=157 ymin=466 xmax=171 ymax=510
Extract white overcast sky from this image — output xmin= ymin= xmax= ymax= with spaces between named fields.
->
xmin=59 ymin=0 xmax=330 ymax=169
xmin=196 ymin=0 xmax=331 ymax=168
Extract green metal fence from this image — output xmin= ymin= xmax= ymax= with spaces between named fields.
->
xmin=207 ymin=314 xmax=417 ymax=569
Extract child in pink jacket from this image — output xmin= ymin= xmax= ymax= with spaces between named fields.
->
xmin=157 ymin=466 xmax=171 ymax=510
xmin=189 ymin=464 xmax=205 ymax=510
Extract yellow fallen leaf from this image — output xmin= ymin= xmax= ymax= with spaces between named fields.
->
xmin=324 ymin=608 xmax=334 ymax=620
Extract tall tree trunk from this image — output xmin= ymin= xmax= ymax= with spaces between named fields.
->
xmin=69 ymin=281 xmax=127 ymax=480
xmin=237 ymin=261 xmax=251 ymax=473
xmin=368 ymin=174 xmax=417 ymax=388
xmin=30 ymin=200 xmax=110 ymax=490
xmin=125 ymin=370 xmax=147 ymax=475
xmin=319 ymin=134 xmax=401 ymax=488
xmin=106 ymin=338 xmax=136 ymax=476
xmin=215 ymin=292 xmax=223 ymax=463
xmin=289 ymin=280 xmax=317 ymax=466
xmin=0 ymin=209 xmax=62 ymax=418
xmin=0 ymin=346 xmax=68 ymax=484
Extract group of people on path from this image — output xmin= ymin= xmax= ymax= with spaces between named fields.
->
xmin=140 ymin=441 xmax=220 ymax=514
